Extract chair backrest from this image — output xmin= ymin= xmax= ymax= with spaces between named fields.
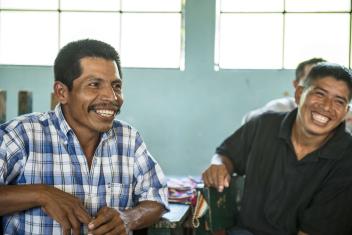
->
xmin=195 ymin=175 xmax=245 ymax=234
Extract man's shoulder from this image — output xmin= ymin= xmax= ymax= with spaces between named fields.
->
xmin=110 ymin=119 xmax=140 ymax=136
xmin=0 ymin=111 xmax=52 ymax=133
xmin=112 ymin=119 xmax=134 ymax=129
xmin=251 ymin=110 xmax=287 ymax=128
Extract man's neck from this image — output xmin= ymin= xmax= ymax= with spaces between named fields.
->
xmin=73 ymin=129 xmax=100 ymax=169
xmin=291 ymin=121 xmax=333 ymax=160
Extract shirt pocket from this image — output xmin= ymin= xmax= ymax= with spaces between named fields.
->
xmin=106 ymin=182 xmax=133 ymax=210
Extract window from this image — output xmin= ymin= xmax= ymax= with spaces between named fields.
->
xmin=0 ymin=0 xmax=184 ymax=68
xmin=216 ymin=0 xmax=351 ymax=69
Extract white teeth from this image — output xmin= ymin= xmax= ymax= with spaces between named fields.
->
xmin=312 ymin=112 xmax=329 ymax=124
xmin=96 ymin=109 xmax=114 ymax=117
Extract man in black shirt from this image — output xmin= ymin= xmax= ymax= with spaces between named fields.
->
xmin=202 ymin=62 xmax=352 ymax=235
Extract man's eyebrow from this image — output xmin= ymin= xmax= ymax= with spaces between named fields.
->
xmin=87 ymin=76 xmax=103 ymax=81
xmin=112 ymin=78 xmax=122 ymax=83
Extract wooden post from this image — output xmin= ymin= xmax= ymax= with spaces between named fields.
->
xmin=18 ymin=90 xmax=32 ymax=115
xmin=51 ymin=92 xmax=59 ymax=110
xmin=0 ymin=90 xmax=6 ymax=123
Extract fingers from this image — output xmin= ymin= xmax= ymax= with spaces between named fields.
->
xmin=88 ymin=207 xmax=112 ymax=230
xmin=62 ymin=228 xmax=70 ymax=235
xmin=216 ymin=166 xmax=230 ymax=192
xmin=51 ymin=209 xmax=72 ymax=234
xmin=73 ymin=205 xmax=92 ymax=224
xmin=88 ymin=207 xmax=126 ymax=235
xmin=202 ymin=164 xmax=231 ymax=192
xmin=67 ymin=212 xmax=81 ymax=235
xmin=89 ymin=220 xmax=125 ymax=235
xmin=42 ymin=187 xmax=91 ymax=233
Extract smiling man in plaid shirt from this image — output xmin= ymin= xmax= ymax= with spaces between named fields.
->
xmin=0 ymin=39 xmax=168 ymax=235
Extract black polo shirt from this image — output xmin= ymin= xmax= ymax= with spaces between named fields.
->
xmin=216 ymin=109 xmax=352 ymax=235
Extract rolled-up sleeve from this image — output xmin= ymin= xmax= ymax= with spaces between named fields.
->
xmin=133 ymin=132 xmax=169 ymax=210
xmin=0 ymin=133 xmax=23 ymax=185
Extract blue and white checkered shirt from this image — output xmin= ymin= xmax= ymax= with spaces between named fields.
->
xmin=0 ymin=105 xmax=168 ymax=235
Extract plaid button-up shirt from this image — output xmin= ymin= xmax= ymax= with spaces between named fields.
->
xmin=0 ymin=105 xmax=168 ymax=234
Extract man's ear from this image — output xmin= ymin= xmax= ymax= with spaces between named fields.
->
xmin=53 ymin=81 xmax=69 ymax=104
xmin=294 ymin=86 xmax=303 ymax=105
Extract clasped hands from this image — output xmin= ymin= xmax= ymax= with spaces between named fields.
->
xmin=40 ymin=186 xmax=128 ymax=235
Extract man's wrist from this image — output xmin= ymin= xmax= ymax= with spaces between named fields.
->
xmin=211 ymin=154 xmax=224 ymax=165
xmin=35 ymin=184 xmax=50 ymax=206
xmin=117 ymin=209 xmax=132 ymax=232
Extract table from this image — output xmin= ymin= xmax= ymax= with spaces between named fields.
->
xmin=148 ymin=203 xmax=191 ymax=235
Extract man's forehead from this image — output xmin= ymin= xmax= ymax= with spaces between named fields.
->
xmin=310 ymin=76 xmax=350 ymax=97
xmin=78 ymin=57 xmax=121 ymax=81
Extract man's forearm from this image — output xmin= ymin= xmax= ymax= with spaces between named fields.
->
xmin=0 ymin=184 xmax=47 ymax=215
xmin=120 ymin=200 xmax=165 ymax=230
xmin=298 ymin=231 xmax=308 ymax=235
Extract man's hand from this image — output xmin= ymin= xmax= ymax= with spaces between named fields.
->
xmin=40 ymin=186 xmax=92 ymax=235
xmin=88 ymin=206 xmax=127 ymax=235
xmin=202 ymin=164 xmax=231 ymax=192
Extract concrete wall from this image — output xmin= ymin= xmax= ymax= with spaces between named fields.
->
xmin=0 ymin=0 xmax=294 ymax=176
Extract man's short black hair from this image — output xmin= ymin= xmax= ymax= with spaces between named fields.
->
xmin=295 ymin=58 xmax=326 ymax=82
xmin=54 ymin=39 xmax=122 ymax=90
xmin=303 ymin=62 xmax=352 ymax=101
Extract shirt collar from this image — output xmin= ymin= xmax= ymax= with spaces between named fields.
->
xmin=278 ymin=108 xmax=351 ymax=160
xmin=53 ymin=104 xmax=73 ymax=140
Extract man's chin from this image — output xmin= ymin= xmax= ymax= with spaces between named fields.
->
xmin=95 ymin=123 xmax=114 ymax=133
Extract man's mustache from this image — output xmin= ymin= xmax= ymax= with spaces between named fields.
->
xmin=88 ymin=103 xmax=121 ymax=115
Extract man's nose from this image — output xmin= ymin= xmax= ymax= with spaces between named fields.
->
xmin=101 ymin=86 xmax=118 ymax=101
xmin=321 ymin=97 xmax=333 ymax=111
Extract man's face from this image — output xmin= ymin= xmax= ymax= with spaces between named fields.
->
xmin=59 ymin=57 xmax=123 ymax=134
xmin=295 ymin=76 xmax=350 ymax=137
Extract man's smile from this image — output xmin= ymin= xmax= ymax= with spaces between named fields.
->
xmin=311 ymin=111 xmax=330 ymax=125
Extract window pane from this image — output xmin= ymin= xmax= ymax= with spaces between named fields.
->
xmin=0 ymin=11 xmax=59 ymax=65
xmin=220 ymin=0 xmax=284 ymax=12
xmin=60 ymin=0 xmax=120 ymax=11
xmin=121 ymin=13 xmax=181 ymax=68
xmin=1 ymin=0 xmax=58 ymax=10
xmin=60 ymin=12 xmax=120 ymax=51
xmin=284 ymin=13 xmax=349 ymax=68
xmin=218 ymin=14 xmax=283 ymax=69
xmin=286 ymin=0 xmax=350 ymax=12
xmin=121 ymin=0 xmax=181 ymax=12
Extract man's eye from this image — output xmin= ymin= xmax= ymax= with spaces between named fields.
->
xmin=112 ymin=84 xmax=121 ymax=90
xmin=89 ymin=82 xmax=99 ymax=87
xmin=335 ymin=100 xmax=346 ymax=107
xmin=315 ymin=91 xmax=324 ymax=97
